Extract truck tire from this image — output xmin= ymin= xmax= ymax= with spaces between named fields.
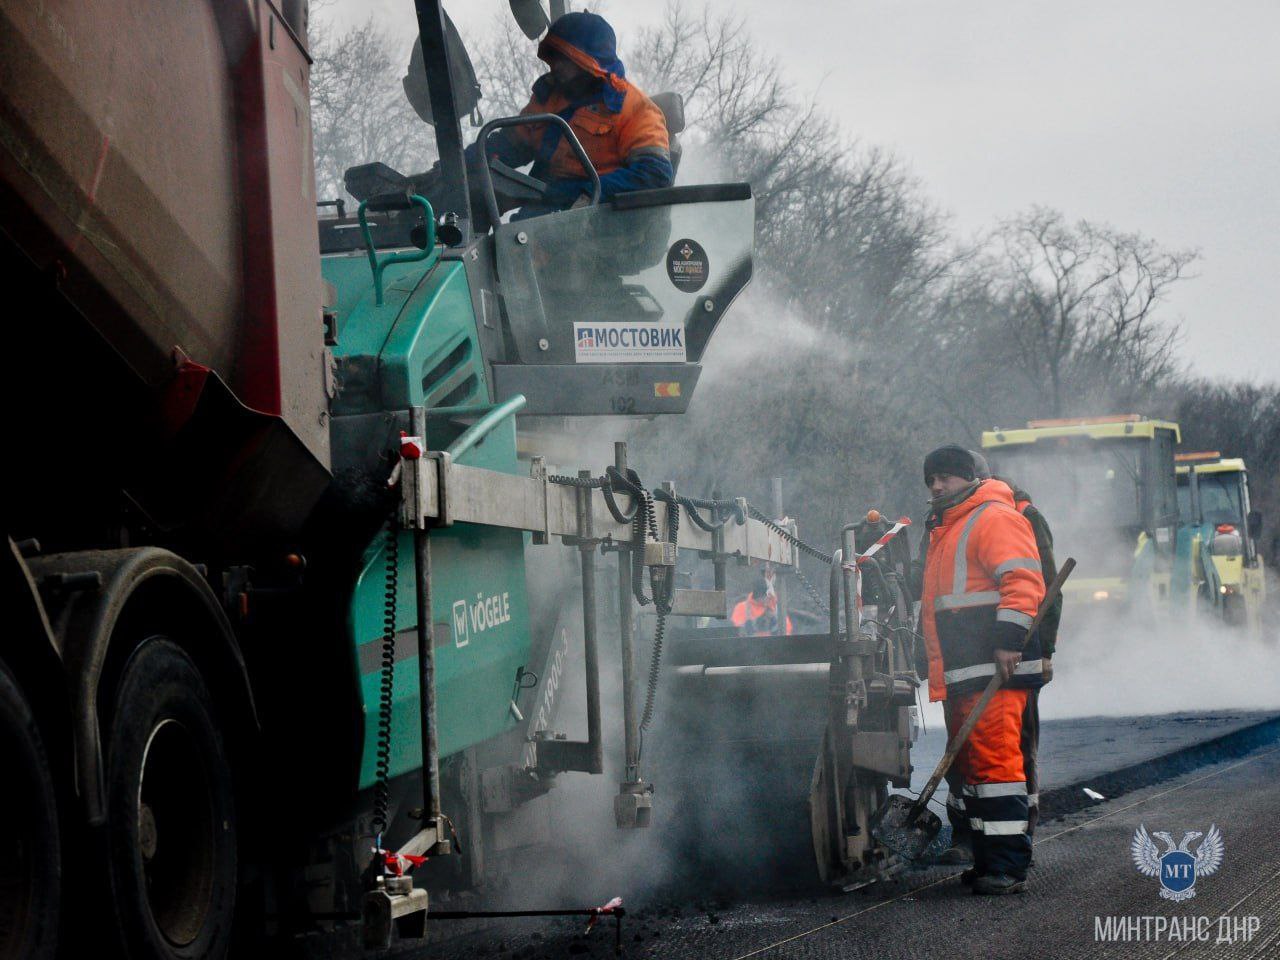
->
xmin=1222 ymin=592 xmax=1245 ymax=628
xmin=0 ymin=661 xmax=60 ymax=960
xmin=104 ymin=639 xmax=237 ymax=960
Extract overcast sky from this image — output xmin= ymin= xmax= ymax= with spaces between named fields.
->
xmin=321 ymin=1 xmax=1279 ymax=381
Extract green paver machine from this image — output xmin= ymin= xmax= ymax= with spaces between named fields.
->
xmin=309 ymin=1 xmax=783 ymax=940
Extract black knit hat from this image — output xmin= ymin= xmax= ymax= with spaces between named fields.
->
xmin=923 ymin=445 xmax=977 ymax=484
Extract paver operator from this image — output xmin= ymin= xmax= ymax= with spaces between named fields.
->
xmin=474 ymin=12 xmax=673 ymax=214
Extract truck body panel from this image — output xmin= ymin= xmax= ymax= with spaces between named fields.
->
xmin=0 ymin=0 xmax=329 ymax=467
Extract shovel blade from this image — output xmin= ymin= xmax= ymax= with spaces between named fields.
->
xmin=870 ymin=794 xmax=943 ymax=862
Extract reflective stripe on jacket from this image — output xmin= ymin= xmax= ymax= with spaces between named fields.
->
xmin=921 ymin=479 xmax=1046 ymax=700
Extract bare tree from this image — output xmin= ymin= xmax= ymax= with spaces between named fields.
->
xmin=627 ymin=6 xmax=789 ymax=139
xmin=984 ymin=208 xmax=1197 ymax=416
xmin=469 ymin=12 xmax=543 ymax=121
xmin=605 ymin=4 xmax=961 ymax=547
xmin=310 ymin=19 xmax=437 ymax=203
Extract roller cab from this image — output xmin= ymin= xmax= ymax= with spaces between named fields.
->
xmin=1175 ymin=453 xmax=1267 ymax=635
xmin=982 ymin=416 xmax=1181 ymax=616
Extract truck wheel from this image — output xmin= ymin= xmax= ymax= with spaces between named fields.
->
xmin=105 ymin=639 xmax=237 ymax=960
xmin=1222 ymin=592 xmax=1245 ymax=628
xmin=0 ymin=661 xmax=60 ymax=960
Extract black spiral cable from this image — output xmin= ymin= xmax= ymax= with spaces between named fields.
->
xmin=547 ymin=467 xmax=682 ymax=759
xmin=640 ymin=498 xmax=678 ymax=733
xmin=370 ymin=512 xmax=398 ymax=844
xmin=794 ymin=564 xmax=831 ymax=614
xmin=631 ymin=488 xmax=659 ymax=605
xmin=547 ymin=469 xmax=835 ymax=631
xmin=747 ymin=502 xmax=835 ymax=565
xmin=678 ymin=493 xmax=746 ymax=528
xmin=548 ymin=473 xmax=607 ymax=488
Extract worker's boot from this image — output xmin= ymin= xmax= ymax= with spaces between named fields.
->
xmin=972 ymin=874 xmax=1026 ymax=895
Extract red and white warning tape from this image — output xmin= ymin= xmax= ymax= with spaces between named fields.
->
xmin=842 ymin=517 xmax=912 ymax=570
xmin=838 ymin=517 xmax=912 ymax=630
xmin=372 ymin=845 xmax=428 ymax=876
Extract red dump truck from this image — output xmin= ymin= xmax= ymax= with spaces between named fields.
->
xmin=2 ymin=2 xmax=339 ymax=957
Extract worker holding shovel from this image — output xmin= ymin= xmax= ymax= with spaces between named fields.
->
xmin=917 ymin=445 xmax=1047 ymax=895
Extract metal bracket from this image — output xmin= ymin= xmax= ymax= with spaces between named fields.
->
xmin=642 ymin=541 xmax=677 ymax=567
xmin=425 ymin=450 xmax=451 ymax=527
xmin=530 ymin=456 xmax=549 ymax=544
xmin=362 ymin=878 xmax=429 ymax=949
xmin=847 ymin=730 xmax=912 ymax=782
xmin=847 ymin=678 xmax=869 ymax=707
xmin=614 ymin=780 xmax=654 ymax=829
xmin=666 ymin=588 xmax=726 ymax=618
xmin=398 ymin=446 xmax=446 ymax=531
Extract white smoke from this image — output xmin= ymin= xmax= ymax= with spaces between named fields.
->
xmin=1039 ymin=606 xmax=1280 ymax=720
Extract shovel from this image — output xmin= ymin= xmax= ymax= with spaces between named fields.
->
xmin=870 ymin=558 xmax=1075 ymax=862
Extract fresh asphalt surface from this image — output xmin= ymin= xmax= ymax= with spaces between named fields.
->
xmin=906 ymin=711 xmax=1279 ymax=792
xmin=414 ymin=714 xmax=1280 ymax=960
xmin=616 ymin=746 xmax=1280 ymax=960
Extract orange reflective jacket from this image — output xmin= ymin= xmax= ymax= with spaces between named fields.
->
xmin=508 ymin=81 xmax=670 ymax=183
xmin=730 ymin=595 xmax=793 ymax=635
xmin=477 ymin=15 xmax=673 ymax=206
xmin=920 ymin=480 xmax=1046 ymax=701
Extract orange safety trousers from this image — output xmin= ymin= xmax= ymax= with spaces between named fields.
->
xmin=944 ymin=686 xmax=1032 ymax=878
xmin=945 ymin=686 xmax=1028 ymax=785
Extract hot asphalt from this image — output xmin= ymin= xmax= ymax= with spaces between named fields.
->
xmin=414 ymin=712 xmax=1280 ymax=960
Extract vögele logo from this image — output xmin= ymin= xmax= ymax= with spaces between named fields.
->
xmin=450 ymin=591 xmax=513 ymax=649
xmin=1131 ymin=824 xmax=1224 ymax=901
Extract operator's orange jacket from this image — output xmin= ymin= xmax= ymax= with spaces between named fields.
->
xmin=920 ymin=479 xmax=1046 ymax=701
xmin=490 ymin=14 xmax=672 ymax=201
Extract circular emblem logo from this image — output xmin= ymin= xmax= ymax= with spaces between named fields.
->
xmin=666 ymin=238 xmax=709 ymax=292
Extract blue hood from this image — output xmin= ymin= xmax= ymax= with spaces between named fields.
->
xmin=535 ymin=12 xmax=628 ymax=113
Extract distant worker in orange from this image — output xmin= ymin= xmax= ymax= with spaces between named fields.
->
xmin=731 ymin=576 xmax=793 ymax=636
xmin=919 ymin=445 xmax=1046 ymax=895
